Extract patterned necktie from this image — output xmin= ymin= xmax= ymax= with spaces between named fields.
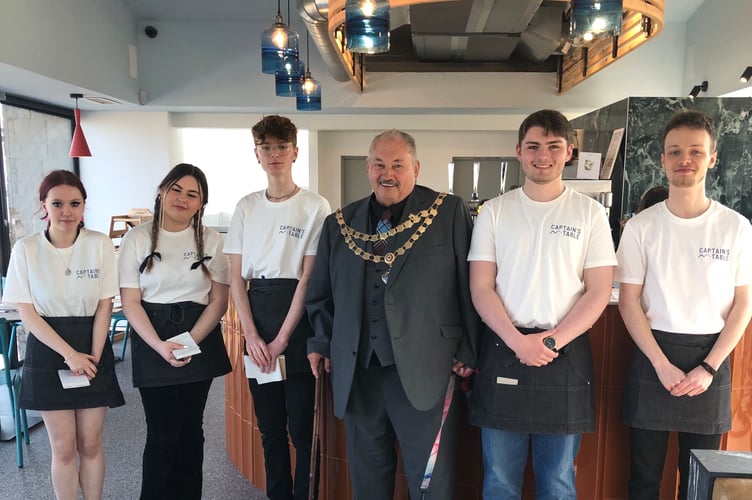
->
xmin=372 ymin=208 xmax=392 ymax=255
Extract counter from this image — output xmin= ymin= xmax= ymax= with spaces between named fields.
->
xmin=223 ymin=304 xmax=752 ymax=499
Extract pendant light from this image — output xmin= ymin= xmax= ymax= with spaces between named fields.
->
xmin=69 ymin=93 xmax=91 ymax=158
xmin=275 ymin=58 xmax=306 ymax=97
xmin=261 ymin=0 xmax=299 ymax=74
xmin=570 ymin=0 xmax=623 ymax=44
xmin=296 ymin=31 xmax=322 ymax=111
xmin=345 ymin=0 xmax=390 ymax=54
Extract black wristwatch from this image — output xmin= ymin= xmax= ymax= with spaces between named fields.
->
xmin=543 ymin=336 xmax=558 ymax=352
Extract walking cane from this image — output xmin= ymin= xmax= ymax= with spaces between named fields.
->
xmin=308 ymin=371 xmax=323 ymax=500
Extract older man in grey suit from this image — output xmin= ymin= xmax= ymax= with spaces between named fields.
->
xmin=306 ymin=129 xmax=480 ymax=499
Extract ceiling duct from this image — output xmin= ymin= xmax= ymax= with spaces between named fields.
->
xmin=297 ymin=0 xmax=350 ymax=82
xmin=513 ymin=5 xmax=570 ymax=63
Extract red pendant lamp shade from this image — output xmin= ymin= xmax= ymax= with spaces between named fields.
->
xmin=69 ymin=94 xmax=92 ymax=157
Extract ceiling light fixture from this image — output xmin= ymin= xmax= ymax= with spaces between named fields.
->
xmin=688 ymin=80 xmax=708 ymax=99
xmin=297 ymin=31 xmax=322 ymax=111
xmin=260 ymin=0 xmax=299 ymax=74
xmin=740 ymin=66 xmax=752 ymax=83
xmin=275 ymin=58 xmax=305 ymax=97
xmin=345 ymin=0 xmax=390 ymax=54
xmin=69 ymin=93 xmax=91 ymax=158
xmin=570 ymin=0 xmax=623 ymax=46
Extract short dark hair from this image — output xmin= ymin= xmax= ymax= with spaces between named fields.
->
xmin=518 ymin=109 xmax=575 ymax=145
xmin=662 ymin=110 xmax=717 ymax=151
xmin=637 ymin=185 xmax=668 ymax=213
xmin=252 ymin=115 xmax=297 ymax=146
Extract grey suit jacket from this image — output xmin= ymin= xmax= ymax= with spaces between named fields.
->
xmin=306 ymin=185 xmax=480 ymax=418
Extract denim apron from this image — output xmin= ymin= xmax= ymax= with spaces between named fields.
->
xmin=470 ymin=325 xmax=595 ymax=434
xmin=20 ymin=316 xmax=125 ymax=410
xmin=248 ymin=278 xmax=313 ymax=375
xmin=622 ymin=330 xmax=731 ymax=434
xmin=130 ymin=301 xmax=231 ymax=388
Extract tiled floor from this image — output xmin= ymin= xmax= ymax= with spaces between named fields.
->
xmin=0 ymin=338 xmax=269 ymax=499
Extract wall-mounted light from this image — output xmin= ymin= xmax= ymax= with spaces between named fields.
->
xmin=345 ymin=0 xmax=390 ymax=54
xmin=260 ymin=0 xmax=299 ymax=74
xmin=740 ymin=66 xmax=752 ymax=83
xmin=296 ymin=31 xmax=322 ymax=111
xmin=688 ymin=80 xmax=708 ymax=99
xmin=570 ymin=0 xmax=623 ymax=45
xmin=69 ymin=93 xmax=91 ymax=158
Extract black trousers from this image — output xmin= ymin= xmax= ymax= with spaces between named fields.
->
xmin=628 ymin=427 xmax=722 ymax=500
xmin=138 ymin=379 xmax=213 ymax=500
xmin=344 ymin=363 xmax=458 ymax=500
xmin=249 ymin=371 xmax=317 ymax=500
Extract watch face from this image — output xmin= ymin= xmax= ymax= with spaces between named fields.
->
xmin=543 ymin=336 xmax=557 ymax=351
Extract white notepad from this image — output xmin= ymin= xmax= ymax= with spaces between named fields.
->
xmin=58 ymin=369 xmax=91 ymax=389
xmin=244 ymin=355 xmax=285 ymax=384
xmin=167 ymin=331 xmax=202 ymax=360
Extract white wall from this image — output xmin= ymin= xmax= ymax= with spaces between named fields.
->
xmin=0 ymin=0 xmax=139 ymax=102
xmin=683 ymin=0 xmax=752 ymax=97
xmin=78 ymin=112 xmax=171 ymax=234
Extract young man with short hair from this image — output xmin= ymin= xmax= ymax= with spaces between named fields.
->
xmin=468 ymin=109 xmax=616 ymax=499
xmin=617 ymin=109 xmax=752 ymax=500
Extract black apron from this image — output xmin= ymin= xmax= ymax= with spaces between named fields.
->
xmin=470 ymin=325 xmax=595 ymax=434
xmin=248 ymin=278 xmax=313 ymax=375
xmin=622 ymin=330 xmax=731 ymax=434
xmin=130 ymin=301 xmax=231 ymax=388
xmin=20 ymin=316 xmax=125 ymax=410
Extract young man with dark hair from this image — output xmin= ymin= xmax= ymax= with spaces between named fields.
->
xmin=617 ymin=109 xmax=752 ymax=500
xmin=468 ymin=109 xmax=616 ymax=498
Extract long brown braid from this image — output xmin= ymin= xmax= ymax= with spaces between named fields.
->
xmin=141 ymin=163 xmax=211 ymax=278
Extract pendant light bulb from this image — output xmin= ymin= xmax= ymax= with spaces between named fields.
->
xmin=272 ymin=17 xmax=289 ymax=48
xmin=361 ymin=0 xmax=377 ymax=17
xmin=302 ymin=71 xmax=316 ymax=94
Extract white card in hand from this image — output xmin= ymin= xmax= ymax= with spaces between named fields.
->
xmin=244 ymin=355 xmax=284 ymax=384
xmin=58 ymin=369 xmax=91 ymax=389
xmin=167 ymin=331 xmax=202 ymax=360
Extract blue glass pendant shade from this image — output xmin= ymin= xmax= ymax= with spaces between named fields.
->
xmin=261 ymin=15 xmax=300 ymax=74
xmin=275 ymin=59 xmax=305 ymax=97
xmin=345 ymin=0 xmax=390 ymax=54
xmin=296 ymin=73 xmax=321 ymax=111
xmin=570 ymin=0 xmax=623 ymax=43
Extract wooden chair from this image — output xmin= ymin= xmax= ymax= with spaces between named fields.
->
xmin=108 ymin=215 xmax=140 ymax=248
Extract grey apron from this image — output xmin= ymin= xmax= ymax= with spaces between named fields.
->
xmin=622 ymin=330 xmax=730 ymax=434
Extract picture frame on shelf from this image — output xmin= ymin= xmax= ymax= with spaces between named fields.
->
xmin=600 ymin=128 xmax=625 ymax=180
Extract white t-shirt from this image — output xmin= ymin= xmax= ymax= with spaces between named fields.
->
xmin=468 ymin=186 xmax=617 ymax=328
xmin=224 ymin=189 xmax=330 ymax=279
xmin=118 ymin=222 xmax=229 ymax=304
xmin=616 ymin=201 xmax=752 ymax=334
xmin=4 ymin=229 xmax=119 ymax=316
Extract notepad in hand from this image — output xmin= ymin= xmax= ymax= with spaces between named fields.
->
xmin=167 ymin=331 xmax=202 ymax=360
xmin=244 ymin=355 xmax=285 ymax=384
xmin=58 ymin=369 xmax=91 ymax=389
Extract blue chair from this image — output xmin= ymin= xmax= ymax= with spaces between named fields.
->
xmin=109 ymin=310 xmax=130 ymax=362
xmin=0 ymin=317 xmax=30 ymax=467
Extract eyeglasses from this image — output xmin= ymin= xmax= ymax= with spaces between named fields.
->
xmin=256 ymin=143 xmax=294 ymax=155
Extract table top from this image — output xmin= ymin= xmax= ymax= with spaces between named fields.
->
xmin=0 ymin=308 xmax=20 ymax=323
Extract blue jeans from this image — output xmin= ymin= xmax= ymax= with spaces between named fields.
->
xmin=481 ymin=428 xmax=581 ymax=500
